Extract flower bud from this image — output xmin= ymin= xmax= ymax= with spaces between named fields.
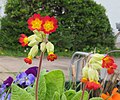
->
xmin=88 ymin=68 xmax=99 ymax=82
xmin=46 ymin=41 xmax=54 ymax=53
xmin=28 ymin=45 xmax=38 ymax=58
xmin=28 ymin=40 xmax=38 ymax=47
xmin=40 ymin=42 xmax=46 ymax=52
xmin=28 ymin=35 xmax=36 ymax=41
xmin=82 ymin=64 xmax=89 ymax=78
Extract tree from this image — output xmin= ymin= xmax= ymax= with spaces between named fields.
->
xmin=0 ymin=0 xmax=115 ymax=53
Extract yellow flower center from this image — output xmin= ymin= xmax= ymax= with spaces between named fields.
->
xmin=43 ymin=21 xmax=54 ymax=32
xmin=23 ymin=37 xmax=28 ymax=44
xmin=31 ymin=18 xmax=42 ymax=29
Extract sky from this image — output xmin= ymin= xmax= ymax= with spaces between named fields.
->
xmin=94 ymin=0 xmax=120 ymax=32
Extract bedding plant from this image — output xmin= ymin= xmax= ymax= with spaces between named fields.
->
xmin=0 ymin=13 xmax=120 ymax=100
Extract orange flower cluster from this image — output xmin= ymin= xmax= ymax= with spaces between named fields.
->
xmin=102 ymin=55 xmax=117 ymax=74
xmin=101 ymin=88 xmax=120 ymax=100
xmin=27 ymin=14 xmax=58 ymax=34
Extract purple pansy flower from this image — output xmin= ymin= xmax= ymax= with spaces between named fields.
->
xmin=0 ymin=84 xmax=11 ymax=100
xmin=15 ymin=72 xmax=35 ymax=87
xmin=3 ymin=76 xmax=13 ymax=87
xmin=25 ymin=66 xmax=38 ymax=77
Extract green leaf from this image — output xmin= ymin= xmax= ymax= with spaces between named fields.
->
xmin=27 ymin=69 xmax=47 ymax=100
xmin=71 ymin=90 xmax=89 ymax=100
xmin=44 ymin=70 xmax=65 ymax=100
xmin=61 ymin=93 xmax=67 ymax=100
xmin=64 ymin=90 xmax=76 ymax=100
xmin=11 ymin=84 xmax=35 ymax=100
xmin=52 ymin=91 xmax=60 ymax=100
xmin=89 ymin=97 xmax=103 ymax=100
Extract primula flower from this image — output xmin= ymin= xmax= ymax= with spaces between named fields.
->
xmin=19 ymin=34 xmax=28 ymax=47
xmin=3 ymin=76 xmax=13 ymax=87
xmin=25 ymin=66 xmax=38 ymax=77
xmin=101 ymin=88 xmax=120 ymax=100
xmin=86 ymin=81 xmax=101 ymax=90
xmin=47 ymin=52 xmax=57 ymax=61
xmin=24 ymin=56 xmax=32 ymax=64
xmin=81 ymin=78 xmax=88 ymax=83
xmin=27 ymin=14 xmax=43 ymax=31
xmin=42 ymin=16 xmax=58 ymax=34
xmin=102 ymin=55 xmax=114 ymax=68
xmin=15 ymin=72 xmax=35 ymax=87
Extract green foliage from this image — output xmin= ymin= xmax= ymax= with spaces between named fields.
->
xmin=11 ymin=84 xmax=35 ymax=100
xmin=0 ymin=0 xmax=115 ymax=54
xmin=89 ymin=97 xmax=103 ymax=100
xmin=71 ymin=90 xmax=89 ymax=100
xmin=11 ymin=69 xmax=103 ymax=100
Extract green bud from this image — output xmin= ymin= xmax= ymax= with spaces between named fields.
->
xmin=82 ymin=64 xmax=89 ymax=78
xmin=28 ymin=35 xmax=36 ymax=42
xmin=28 ymin=40 xmax=38 ymax=47
xmin=88 ymin=68 xmax=99 ymax=82
xmin=40 ymin=42 xmax=46 ymax=52
xmin=46 ymin=41 xmax=54 ymax=53
xmin=91 ymin=61 xmax=102 ymax=70
xmin=89 ymin=53 xmax=104 ymax=64
xmin=28 ymin=45 xmax=38 ymax=58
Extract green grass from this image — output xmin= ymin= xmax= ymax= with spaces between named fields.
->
xmin=0 ymin=48 xmax=120 ymax=58
xmin=0 ymin=49 xmax=27 ymax=57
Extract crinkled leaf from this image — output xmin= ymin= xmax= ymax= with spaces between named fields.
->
xmin=64 ymin=90 xmax=76 ymax=100
xmin=89 ymin=97 xmax=103 ymax=100
xmin=52 ymin=91 xmax=60 ymax=100
xmin=44 ymin=70 xmax=65 ymax=100
xmin=71 ymin=90 xmax=89 ymax=100
xmin=11 ymin=84 xmax=35 ymax=100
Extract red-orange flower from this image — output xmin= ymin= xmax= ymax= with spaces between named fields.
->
xmin=86 ymin=81 xmax=101 ymax=90
xmin=81 ymin=78 xmax=88 ymax=83
xmin=47 ymin=53 xmax=57 ymax=61
xmin=102 ymin=55 xmax=114 ymax=68
xmin=107 ymin=63 xmax=117 ymax=74
xmin=101 ymin=88 xmax=120 ymax=100
xmin=24 ymin=56 xmax=32 ymax=64
xmin=19 ymin=34 xmax=28 ymax=47
xmin=27 ymin=14 xmax=43 ymax=31
xmin=42 ymin=16 xmax=58 ymax=34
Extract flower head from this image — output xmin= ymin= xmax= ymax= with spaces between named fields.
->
xmin=102 ymin=55 xmax=114 ymax=68
xmin=27 ymin=14 xmax=43 ymax=31
xmin=25 ymin=66 xmax=38 ymax=77
xmin=42 ymin=16 xmax=58 ymax=34
xmin=3 ymin=76 xmax=13 ymax=87
xmin=15 ymin=72 xmax=35 ymax=87
xmin=19 ymin=34 xmax=28 ymax=47
xmin=101 ymin=88 xmax=120 ymax=100
xmin=86 ymin=81 xmax=101 ymax=90
xmin=47 ymin=52 xmax=57 ymax=61
xmin=24 ymin=56 xmax=32 ymax=64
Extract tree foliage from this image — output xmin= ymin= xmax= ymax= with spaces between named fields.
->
xmin=0 ymin=0 xmax=115 ymax=53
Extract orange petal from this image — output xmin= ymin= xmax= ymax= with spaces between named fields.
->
xmin=101 ymin=93 xmax=109 ymax=99
xmin=112 ymin=93 xmax=120 ymax=100
xmin=112 ymin=88 xmax=118 ymax=95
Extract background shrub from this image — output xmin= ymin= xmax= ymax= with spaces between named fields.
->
xmin=0 ymin=0 xmax=115 ymax=55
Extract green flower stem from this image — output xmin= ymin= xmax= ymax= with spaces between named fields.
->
xmin=35 ymin=52 xmax=44 ymax=100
